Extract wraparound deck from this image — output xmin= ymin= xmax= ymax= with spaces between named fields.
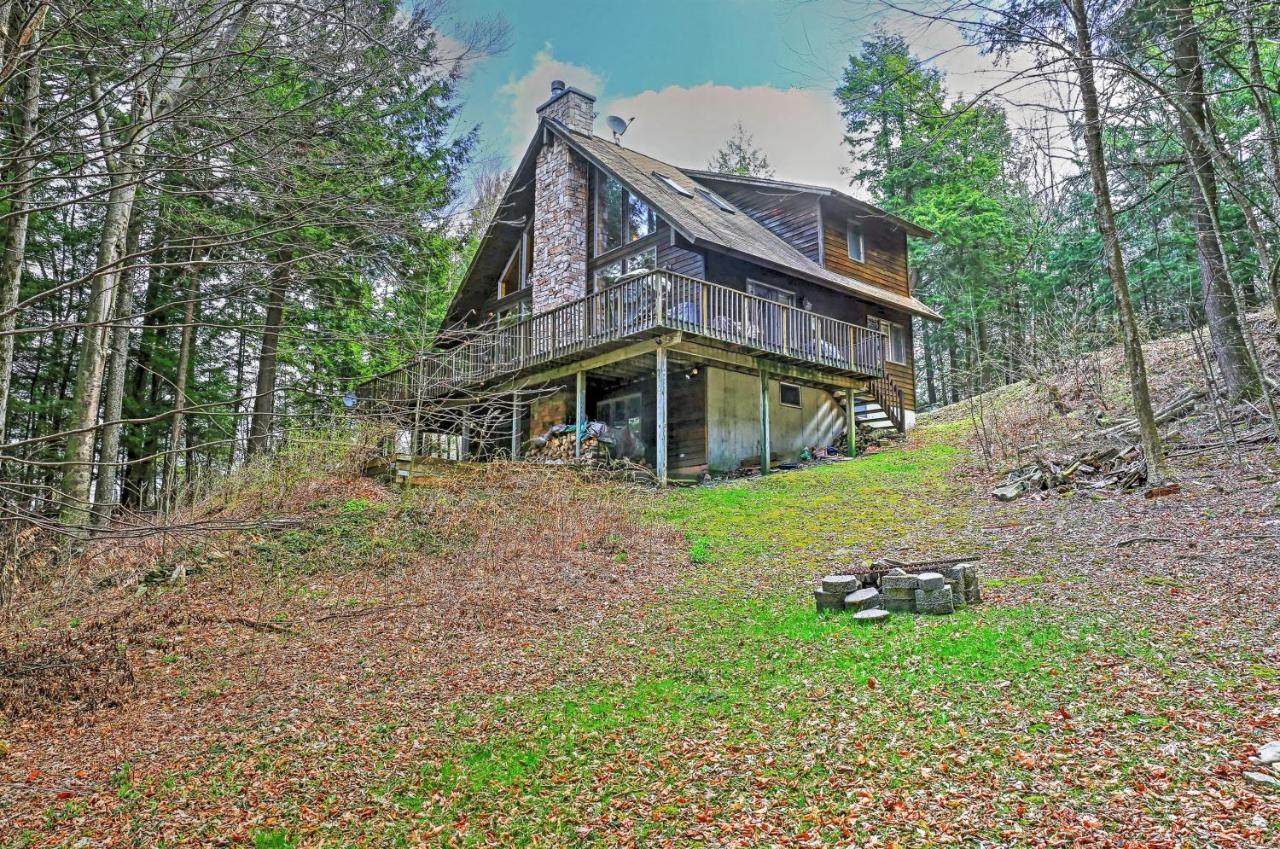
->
xmin=360 ymin=271 xmax=895 ymax=405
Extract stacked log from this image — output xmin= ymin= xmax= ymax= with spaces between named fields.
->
xmin=525 ymin=423 xmax=612 ymax=463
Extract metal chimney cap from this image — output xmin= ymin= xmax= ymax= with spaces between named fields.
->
xmin=550 ymin=80 xmax=566 ymax=96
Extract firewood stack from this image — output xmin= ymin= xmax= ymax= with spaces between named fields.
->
xmin=993 ymin=444 xmax=1146 ymax=501
xmin=525 ymin=422 xmax=612 ymax=463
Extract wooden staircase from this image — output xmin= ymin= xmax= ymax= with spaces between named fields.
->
xmin=853 ymin=374 xmax=907 ymax=434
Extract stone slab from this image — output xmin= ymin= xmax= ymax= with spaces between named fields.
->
xmin=814 ymin=589 xmax=845 ymax=613
xmin=822 ymin=574 xmax=862 ymax=594
xmin=844 ymin=587 xmax=882 ymax=612
xmin=946 ymin=579 xmax=966 ymax=608
xmin=883 ymin=586 xmax=917 ymax=601
xmin=917 ymin=571 xmax=946 ymax=591
xmin=852 ymin=608 xmax=890 ymax=624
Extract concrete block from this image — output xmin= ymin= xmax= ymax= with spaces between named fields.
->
xmin=914 ymin=585 xmax=955 ymax=615
xmin=880 ymin=574 xmax=919 ymax=591
xmin=814 ymin=589 xmax=845 ymax=613
xmin=822 ymin=574 xmax=862 ymax=594
xmin=852 ymin=608 xmax=890 ymax=624
xmin=946 ymin=579 xmax=966 ymax=608
xmin=884 ymin=596 xmax=915 ymax=613
xmin=958 ymin=565 xmax=981 ymax=604
xmin=917 ymin=571 xmax=946 ymax=591
xmin=844 ymin=587 xmax=882 ymax=612
xmin=883 ymin=586 xmax=916 ymax=601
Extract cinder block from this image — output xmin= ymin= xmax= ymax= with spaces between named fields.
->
xmin=814 ymin=589 xmax=845 ymax=613
xmin=917 ymin=571 xmax=946 ymax=591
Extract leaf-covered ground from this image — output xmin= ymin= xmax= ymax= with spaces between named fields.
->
xmin=3 ymin=420 xmax=1279 ymax=847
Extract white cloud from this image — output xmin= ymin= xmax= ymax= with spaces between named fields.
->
xmin=600 ymin=83 xmax=852 ymax=192
xmin=495 ymin=51 xmax=853 ymax=192
xmin=498 ymin=46 xmax=606 ymax=161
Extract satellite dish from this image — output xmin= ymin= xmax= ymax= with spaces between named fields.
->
xmin=606 ymin=115 xmax=634 ymax=144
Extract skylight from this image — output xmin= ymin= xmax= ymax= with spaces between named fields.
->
xmin=697 ymin=188 xmax=736 ymax=214
xmin=652 ymin=171 xmax=693 ymax=197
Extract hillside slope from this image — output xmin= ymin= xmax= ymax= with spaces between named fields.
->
xmin=3 ymin=318 xmax=1279 ymax=847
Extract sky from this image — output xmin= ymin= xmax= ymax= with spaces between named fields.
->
xmin=442 ymin=0 xmax=1021 ymax=198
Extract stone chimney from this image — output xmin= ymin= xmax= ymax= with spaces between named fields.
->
xmin=535 ymin=79 xmax=596 ymax=135
xmin=530 ymin=82 xmax=593 ymax=314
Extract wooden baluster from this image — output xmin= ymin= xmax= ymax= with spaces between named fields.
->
xmin=701 ymin=281 xmax=709 ymax=337
xmin=781 ymin=304 xmax=789 ymax=355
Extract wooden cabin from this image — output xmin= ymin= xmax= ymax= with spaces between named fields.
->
xmin=360 ymin=81 xmax=941 ymax=482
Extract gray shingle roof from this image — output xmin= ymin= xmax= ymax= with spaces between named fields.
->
xmin=555 ymin=123 xmax=942 ymax=321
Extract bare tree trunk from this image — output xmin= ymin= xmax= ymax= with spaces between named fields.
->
xmin=247 ymin=262 xmax=288 ymax=457
xmin=59 ymin=60 xmax=196 ymax=527
xmin=1169 ymin=0 xmax=1262 ymax=401
xmin=163 ymin=266 xmax=199 ymax=511
xmin=1241 ymin=6 xmax=1280 ymax=343
xmin=91 ymin=214 xmax=143 ymax=526
xmin=0 ymin=14 xmax=39 ymax=441
xmin=58 ymin=178 xmax=138 ymax=527
xmin=923 ymin=324 xmax=938 ymax=406
xmin=1069 ymin=0 xmax=1165 ymax=484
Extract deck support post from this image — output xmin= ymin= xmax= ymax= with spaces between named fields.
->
xmin=759 ymin=365 xmax=771 ymax=475
xmin=575 ymin=370 xmax=586 ymax=459
xmin=845 ymin=387 xmax=857 ymax=456
xmin=655 ymin=346 xmax=668 ymax=485
xmin=510 ymin=392 xmax=521 ymax=459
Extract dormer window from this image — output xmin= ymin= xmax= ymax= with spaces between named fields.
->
xmin=846 ymin=220 xmax=864 ymax=263
xmin=697 ymin=188 xmax=736 ymax=214
xmin=596 ymin=171 xmax=656 ymax=254
xmin=652 ymin=171 xmax=693 ymax=197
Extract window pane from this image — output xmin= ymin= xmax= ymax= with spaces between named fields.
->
xmin=595 ymin=258 xmax=625 ymax=289
xmin=522 ymin=227 xmax=534 ymax=288
xmin=498 ymin=245 xmax=521 ymax=297
xmin=627 ymin=193 xmax=655 ymax=241
xmin=892 ymin=325 xmax=908 ymax=363
xmin=625 ymin=246 xmax=656 ymax=274
xmin=599 ymin=174 xmax=626 ymax=253
xmin=847 ymin=222 xmax=864 ymax=262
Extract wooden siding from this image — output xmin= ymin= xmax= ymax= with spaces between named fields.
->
xmin=821 ymin=204 xmax=910 ymax=298
xmin=713 ymin=185 xmax=821 ymax=262
xmin=657 ymin=221 xmax=705 ymax=278
xmin=855 ymin=302 xmax=916 ymax=413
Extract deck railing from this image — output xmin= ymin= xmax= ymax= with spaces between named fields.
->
xmin=360 ymin=271 xmax=889 ymax=403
